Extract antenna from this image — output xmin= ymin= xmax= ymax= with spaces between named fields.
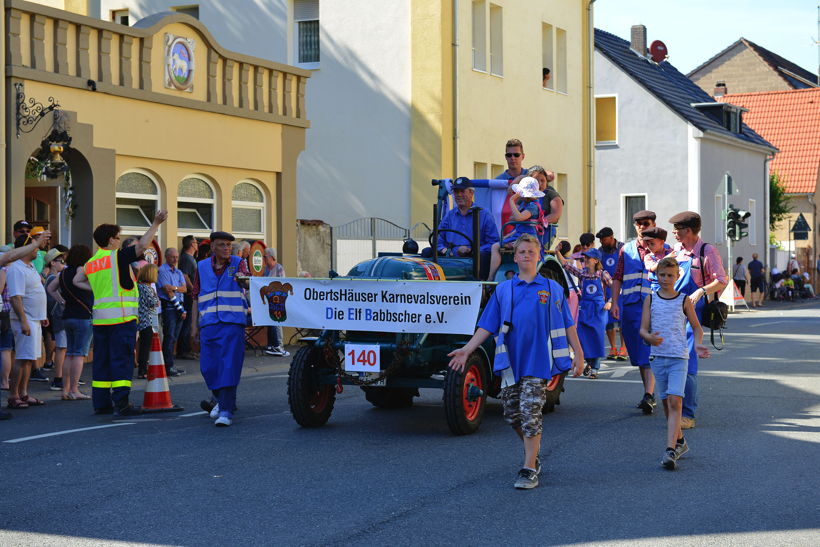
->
xmin=649 ymin=40 xmax=668 ymax=63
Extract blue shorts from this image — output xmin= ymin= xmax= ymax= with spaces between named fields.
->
xmin=0 ymin=328 xmax=13 ymax=351
xmin=64 ymin=318 xmax=93 ymax=357
xmin=650 ymin=356 xmax=687 ymax=399
xmin=54 ymin=328 xmax=67 ymax=348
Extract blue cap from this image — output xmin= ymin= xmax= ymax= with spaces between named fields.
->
xmin=582 ymin=248 xmax=602 ymax=261
xmin=451 ymin=177 xmax=473 ymax=190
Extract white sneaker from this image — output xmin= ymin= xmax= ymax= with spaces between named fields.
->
xmin=209 ymin=403 xmax=220 ymax=419
xmin=214 ymin=415 xmax=232 ymax=427
xmin=276 ymin=346 xmax=290 ymax=357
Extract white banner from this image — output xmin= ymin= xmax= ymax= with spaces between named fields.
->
xmin=249 ymin=278 xmax=483 ymax=335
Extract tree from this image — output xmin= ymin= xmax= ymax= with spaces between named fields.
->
xmin=769 ymin=172 xmax=792 ymax=231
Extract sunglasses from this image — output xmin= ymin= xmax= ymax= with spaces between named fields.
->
xmin=505 ymin=153 xmax=522 ymax=158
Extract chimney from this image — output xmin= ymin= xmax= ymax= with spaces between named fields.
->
xmin=714 ymin=81 xmax=727 ymax=97
xmin=630 ymin=25 xmax=647 ymax=57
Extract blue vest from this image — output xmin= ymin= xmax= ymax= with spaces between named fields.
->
xmin=600 ymin=243 xmax=621 ymax=300
xmin=198 ymin=255 xmax=248 ymax=327
xmin=620 ymin=240 xmax=651 ymax=305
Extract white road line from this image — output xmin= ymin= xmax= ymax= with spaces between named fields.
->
xmin=748 ymin=321 xmax=787 ymax=328
xmin=180 ymin=411 xmax=207 ymax=417
xmin=3 ymin=423 xmax=136 ymax=444
xmin=609 ymin=367 xmax=631 ymax=378
xmin=244 ymin=374 xmax=289 ymax=381
xmin=567 ymin=378 xmax=642 ymax=384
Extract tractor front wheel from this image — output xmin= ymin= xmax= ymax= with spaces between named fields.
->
xmin=443 ymin=351 xmax=488 ymax=435
xmin=288 ymin=346 xmax=336 ymax=427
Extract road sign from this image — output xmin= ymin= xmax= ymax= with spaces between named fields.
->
xmin=790 ymin=213 xmax=811 ymax=232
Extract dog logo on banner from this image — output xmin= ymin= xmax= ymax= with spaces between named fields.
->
xmin=260 ymin=281 xmax=294 ymax=322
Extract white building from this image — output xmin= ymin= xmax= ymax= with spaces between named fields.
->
xmin=594 ymin=26 xmax=777 ymax=265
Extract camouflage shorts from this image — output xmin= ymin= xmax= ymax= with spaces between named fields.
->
xmin=500 ymin=376 xmax=548 ymax=437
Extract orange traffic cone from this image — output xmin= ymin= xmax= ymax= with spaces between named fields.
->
xmin=142 ymin=331 xmax=183 ymax=413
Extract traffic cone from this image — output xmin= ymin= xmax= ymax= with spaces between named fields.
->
xmin=142 ymin=331 xmax=184 ymax=413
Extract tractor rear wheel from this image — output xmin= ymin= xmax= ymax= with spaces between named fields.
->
xmin=288 ymin=346 xmax=336 ymax=427
xmin=443 ymin=351 xmax=488 ymax=435
xmin=361 ymin=386 xmax=417 ymax=408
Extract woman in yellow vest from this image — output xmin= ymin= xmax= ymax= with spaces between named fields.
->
xmin=74 ymin=211 xmax=167 ymax=415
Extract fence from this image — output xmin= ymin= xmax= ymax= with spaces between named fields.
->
xmin=331 ymin=217 xmax=431 ymax=275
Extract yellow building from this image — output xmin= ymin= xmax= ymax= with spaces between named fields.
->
xmin=2 ymin=0 xmax=309 ymax=268
xmin=411 ymin=0 xmax=594 ymax=238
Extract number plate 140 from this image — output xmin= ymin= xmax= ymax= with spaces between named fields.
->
xmin=344 ymin=344 xmax=381 ymax=372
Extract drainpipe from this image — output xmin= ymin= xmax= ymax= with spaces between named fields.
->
xmin=452 ymin=0 xmax=459 ymax=177
xmin=0 ymin=5 xmax=6 ymax=242
xmin=763 ymin=155 xmax=772 ymax=275
xmin=808 ymin=193 xmax=817 ymax=290
xmin=587 ymin=0 xmax=597 ymax=231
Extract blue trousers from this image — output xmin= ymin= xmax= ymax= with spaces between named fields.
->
xmin=161 ymin=302 xmax=183 ymax=369
xmin=213 ymin=386 xmax=237 ymax=415
xmin=92 ymin=320 xmax=138 ymax=410
xmin=682 ymin=373 xmax=698 ymax=419
xmin=621 ymin=301 xmax=650 ymax=367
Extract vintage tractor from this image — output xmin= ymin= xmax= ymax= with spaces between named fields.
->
xmin=286 ymin=178 xmax=571 ymax=435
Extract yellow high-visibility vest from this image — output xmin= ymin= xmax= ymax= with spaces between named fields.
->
xmin=85 ymin=248 xmax=138 ymax=325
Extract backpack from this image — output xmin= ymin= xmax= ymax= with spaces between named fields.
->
xmin=698 ymin=243 xmax=728 ymax=349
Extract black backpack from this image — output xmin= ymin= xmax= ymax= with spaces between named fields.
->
xmin=698 ymin=243 xmax=728 ymax=349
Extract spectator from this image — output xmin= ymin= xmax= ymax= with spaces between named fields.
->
xmin=786 ymin=254 xmax=799 ymax=274
xmin=733 ymin=257 xmax=747 ymax=299
xmin=157 ymin=248 xmax=187 ymax=377
xmin=176 ymin=235 xmax=198 ymax=360
xmin=487 ymin=177 xmax=544 ymax=281
xmin=542 ymin=67 xmax=551 ymax=87
xmin=747 ymin=253 xmax=765 ymax=307
xmin=6 ymin=234 xmax=50 ymax=409
xmin=525 ymin=165 xmax=563 ymax=239
xmin=73 ymin=211 xmax=167 ymax=416
xmin=136 ymin=264 xmax=160 ymax=379
xmin=56 ymin=244 xmax=93 ymax=400
xmin=7 ymin=220 xmax=46 ymax=274
xmin=496 ymin=139 xmax=528 ymax=237
xmin=263 ymin=248 xmax=290 ymax=357
xmin=44 ymin=247 xmax=68 ymax=392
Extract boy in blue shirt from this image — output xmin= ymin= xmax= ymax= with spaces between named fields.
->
xmin=449 ymin=234 xmax=584 ymax=489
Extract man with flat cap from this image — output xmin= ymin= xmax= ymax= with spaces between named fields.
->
xmin=191 ymin=231 xmax=251 ymax=427
xmin=669 ymin=211 xmax=727 ymax=429
xmin=597 ymin=227 xmax=625 ymax=360
xmin=609 ymin=210 xmax=657 ymax=414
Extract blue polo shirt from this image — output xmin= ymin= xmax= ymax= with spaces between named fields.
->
xmin=478 ymin=274 xmax=574 ymax=380
xmin=437 ymin=206 xmax=499 ymax=254
xmin=156 ymin=263 xmax=186 ymax=302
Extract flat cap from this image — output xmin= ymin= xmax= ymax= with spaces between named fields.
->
xmin=595 ymin=227 xmax=614 ymax=239
xmin=209 ymin=231 xmax=235 ymax=242
xmin=632 ymin=210 xmax=656 ymax=221
xmin=579 ymin=232 xmax=596 ymax=246
xmin=641 ymin=226 xmax=667 ymax=240
xmin=669 ymin=211 xmax=701 ymax=227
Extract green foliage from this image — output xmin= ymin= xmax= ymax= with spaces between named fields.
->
xmin=769 ymin=172 xmax=792 ymax=231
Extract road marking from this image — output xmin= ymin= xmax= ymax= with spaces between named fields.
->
xmin=3 ymin=423 xmax=136 ymax=444
xmin=609 ymin=367 xmax=631 ymax=378
xmin=180 ymin=411 xmax=207 ymax=417
xmin=567 ymin=377 xmax=642 ymax=384
xmin=748 ymin=321 xmax=787 ymax=328
xmin=245 ymin=373 xmax=289 ymax=381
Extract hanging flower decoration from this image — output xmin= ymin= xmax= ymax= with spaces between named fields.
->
xmin=24 ymin=111 xmax=76 ymax=220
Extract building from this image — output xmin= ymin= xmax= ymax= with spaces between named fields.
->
xmin=594 ymin=26 xmax=777 ymax=267
xmin=717 ymin=89 xmax=820 ymax=281
xmin=87 ymin=0 xmax=594 ymax=241
xmin=3 ymin=0 xmax=309 ymax=269
xmin=688 ymin=38 xmax=818 ymax=96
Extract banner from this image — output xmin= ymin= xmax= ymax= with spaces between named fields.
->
xmin=249 ymin=278 xmax=483 ymax=335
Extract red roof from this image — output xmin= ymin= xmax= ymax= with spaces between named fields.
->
xmin=717 ymin=88 xmax=820 ymax=194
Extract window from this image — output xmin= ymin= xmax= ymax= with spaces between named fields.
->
xmin=555 ymin=28 xmax=567 ymax=93
xmin=490 ymin=163 xmax=504 ymax=178
xmin=623 ymin=194 xmax=646 ymax=240
xmin=111 ymin=9 xmax=129 ymax=26
xmin=116 ymin=172 xmax=160 ymax=235
xmin=542 ymin=23 xmax=554 ymax=90
xmin=471 ymin=0 xmax=487 ymax=71
xmin=473 ymin=162 xmax=488 ymax=180
xmin=172 ymin=5 xmax=199 ymax=19
xmin=723 ymin=109 xmax=741 ymax=133
xmin=595 ymin=96 xmax=617 ymax=144
xmin=177 ymin=177 xmax=216 ymax=236
xmin=489 ymin=4 xmax=503 ymax=76
xmin=714 ymin=194 xmax=725 ymax=244
xmin=294 ymin=0 xmax=319 ymax=67
xmin=748 ymin=199 xmax=757 ymax=245
xmin=231 ymin=181 xmax=265 ymax=238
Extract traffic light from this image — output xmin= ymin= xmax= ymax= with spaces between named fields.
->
xmin=726 ymin=205 xmax=751 ymax=241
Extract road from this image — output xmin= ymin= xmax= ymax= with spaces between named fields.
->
xmin=1 ymin=300 xmax=819 ymax=546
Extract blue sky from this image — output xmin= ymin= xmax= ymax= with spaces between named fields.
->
xmin=594 ymin=0 xmax=819 ymax=76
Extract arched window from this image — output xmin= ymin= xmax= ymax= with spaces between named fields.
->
xmin=116 ymin=171 xmax=160 ymax=235
xmin=231 ymin=181 xmax=265 ymax=238
xmin=177 ymin=176 xmax=216 ymax=236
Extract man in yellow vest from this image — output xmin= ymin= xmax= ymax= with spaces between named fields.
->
xmin=74 ymin=211 xmax=167 ymax=415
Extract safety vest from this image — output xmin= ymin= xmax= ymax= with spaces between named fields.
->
xmin=85 ymin=248 xmax=138 ymax=325
xmin=620 ymin=240 xmax=651 ymax=305
xmin=198 ymin=255 xmax=248 ymax=327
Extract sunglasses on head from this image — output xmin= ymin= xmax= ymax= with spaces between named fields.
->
xmin=505 ymin=153 xmax=522 ymax=158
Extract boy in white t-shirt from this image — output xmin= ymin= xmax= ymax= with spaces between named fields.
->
xmin=639 ymin=257 xmax=710 ymax=470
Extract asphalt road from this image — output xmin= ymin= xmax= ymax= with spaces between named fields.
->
xmin=1 ymin=299 xmax=819 ymax=546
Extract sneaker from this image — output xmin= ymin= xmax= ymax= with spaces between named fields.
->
xmin=30 ymin=368 xmax=49 ymax=382
xmin=275 ymin=346 xmax=291 ymax=357
xmin=264 ymin=346 xmax=279 ymax=356
xmin=214 ymin=412 xmax=232 ymax=427
xmin=607 ymin=349 xmax=618 ymax=360
xmin=43 ymin=361 xmax=54 ymax=370
xmin=200 ymin=399 xmax=216 ymax=413
xmin=661 ymin=448 xmax=678 ymax=470
xmin=616 ymin=347 xmax=628 ymax=361
xmin=514 ymin=468 xmax=539 ymax=489
xmin=680 ymin=417 xmax=696 ymax=430
xmin=166 ymin=367 xmax=185 ymax=377
xmin=637 ymin=393 xmax=656 ymax=415
xmin=49 ymin=378 xmax=63 ymax=391
xmin=78 ymin=379 xmax=86 ymax=386
xmin=209 ymin=403 xmax=221 ymax=419
xmin=675 ymin=438 xmax=689 ymax=459
xmin=114 ymin=404 xmax=143 ymax=417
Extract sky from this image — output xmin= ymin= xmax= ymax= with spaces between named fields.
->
xmin=594 ymin=0 xmax=819 ymax=77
